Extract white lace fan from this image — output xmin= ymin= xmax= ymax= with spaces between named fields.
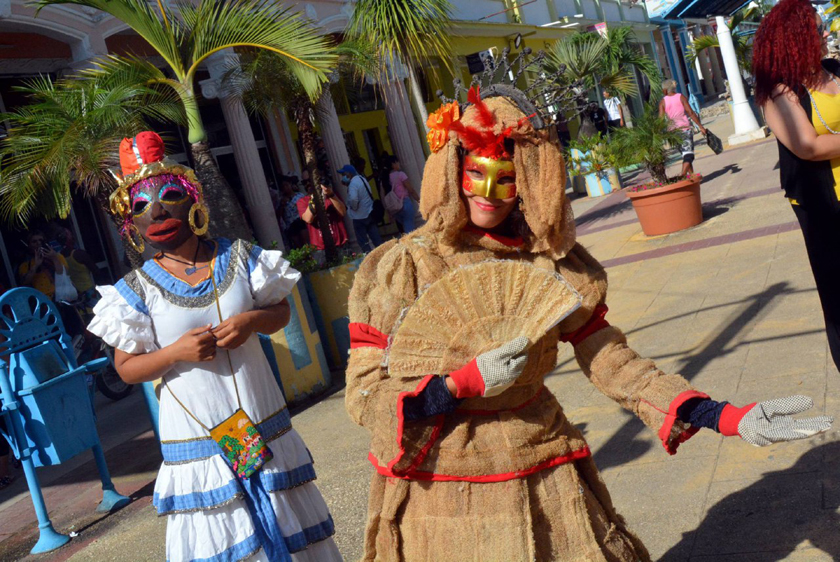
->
xmin=387 ymin=260 xmax=582 ymax=379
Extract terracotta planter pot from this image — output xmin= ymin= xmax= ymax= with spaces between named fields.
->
xmin=626 ymin=177 xmax=702 ymax=236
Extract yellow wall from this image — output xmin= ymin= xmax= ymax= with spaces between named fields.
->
xmin=268 ymin=284 xmax=331 ymax=403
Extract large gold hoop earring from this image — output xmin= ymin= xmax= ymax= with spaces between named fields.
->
xmin=189 ymin=202 xmax=209 ymax=236
xmin=125 ymin=224 xmax=145 ymax=254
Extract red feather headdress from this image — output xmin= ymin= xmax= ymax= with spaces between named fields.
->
xmin=426 ymin=86 xmax=533 ymax=158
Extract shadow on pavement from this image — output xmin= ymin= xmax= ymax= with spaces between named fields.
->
xmin=700 ymin=163 xmax=741 ymax=184
xmin=592 ymin=282 xmax=793 ymax=472
xmin=660 ymin=440 xmax=840 ymax=561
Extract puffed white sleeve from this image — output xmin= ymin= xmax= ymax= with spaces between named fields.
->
xmin=87 ymin=285 xmax=158 ymax=355
xmin=247 ymin=245 xmax=302 ymax=308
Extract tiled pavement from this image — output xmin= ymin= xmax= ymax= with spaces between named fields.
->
xmin=4 ymin=121 xmax=840 ymax=561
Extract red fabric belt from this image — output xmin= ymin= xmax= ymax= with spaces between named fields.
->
xmin=369 ymin=446 xmax=591 ymax=483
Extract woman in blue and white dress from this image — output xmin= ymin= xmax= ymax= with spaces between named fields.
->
xmin=88 ymin=131 xmax=341 ymax=562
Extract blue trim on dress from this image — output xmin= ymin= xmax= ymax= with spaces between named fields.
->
xmin=142 ymin=238 xmax=232 ymax=298
xmin=114 ymin=278 xmax=149 ymax=315
xmin=260 ymin=464 xmax=316 ymax=493
xmin=241 ymin=473 xmax=291 ymax=561
xmin=167 ymin=533 xmax=261 ymax=562
xmin=153 ymin=460 xmax=317 ymax=515
xmin=247 ymin=244 xmax=263 ymax=276
xmin=154 ymin=479 xmax=242 ymax=514
xmin=285 ymin=515 xmax=336 ymax=553
xmin=160 ymin=408 xmax=292 ymax=463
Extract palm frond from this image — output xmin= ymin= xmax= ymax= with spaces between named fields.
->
xmin=180 ymin=0 xmax=336 ymax=99
xmin=599 ymin=71 xmax=639 ymax=98
xmin=546 ymin=37 xmax=609 ymax=88
xmin=0 ymin=75 xmax=183 ymax=226
xmin=348 ymin=0 xmax=453 ymax=73
xmin=34 ymin=0 xmax=185 ymax=77
xmin=688 ymin=35 xmax=719 ymax=65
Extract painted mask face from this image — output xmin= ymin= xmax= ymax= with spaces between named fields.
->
xmin=462 ymin=154 xmax=517 ymax=199
xmin=130 ymin=173 xmax=197 ymax=250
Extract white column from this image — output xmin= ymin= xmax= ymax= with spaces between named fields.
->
xmin=267 ymin=109 xmax=302 ymax=177
xmin=715 ymin=16 xmax=765 ymax=145
xmin=316 ymin=89 xmax=359 ymax=247
xmin=203 ymin=51 xmax=284 ymax=249
xmin=394 ymin=77 xmax=428 ymax=181
xmin=382 ymin=79 xmax=424 ymax=190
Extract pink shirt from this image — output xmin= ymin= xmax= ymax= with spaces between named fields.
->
xmin=389 ymin=171 xmax=409 ymax=199
xmin=663 ymin=94 xmax=690 ymax=130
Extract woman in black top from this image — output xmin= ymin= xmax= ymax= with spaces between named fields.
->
xmin=756 ymin=0 xmax=840 ymax=369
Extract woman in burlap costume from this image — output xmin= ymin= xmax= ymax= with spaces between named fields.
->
xmin=345 ymin=87 xmax=831 ymax=561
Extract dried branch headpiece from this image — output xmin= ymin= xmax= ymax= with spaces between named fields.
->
xmin=426 ymin=47 xmax=586 ymax=154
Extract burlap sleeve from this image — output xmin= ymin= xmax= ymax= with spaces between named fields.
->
xmin=558 ymin=245 xmax=708 ymax=455
xmin=345 ymin=241 xmax=444 ymax=474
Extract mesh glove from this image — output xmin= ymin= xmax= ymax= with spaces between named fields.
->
xmin=718 ymin=395 xmax=833 ymax=447
xmin=447 ymin=337 xmax=531 ymax=398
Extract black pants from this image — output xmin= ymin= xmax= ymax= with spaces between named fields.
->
xmin=607 ymin=119 xmax=621 ymax=131
xmin=793 ymin=204 xmax=840 ymax=370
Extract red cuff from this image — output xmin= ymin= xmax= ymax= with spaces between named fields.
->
xmin=657 ymin=390 xmax=710 ymax=455
xmin=560 ymin=304 xmax=610 ymax=347
xmin=448 ymin=359 xmax=485 ymax=399
xmin=718 ymin=403 xmax=755 ymax=437
xmin=349 ymin=322 xmax=389 ymax=349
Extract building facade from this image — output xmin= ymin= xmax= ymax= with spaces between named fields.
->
xmin=0 ymin=0 xmax=727 ymax=286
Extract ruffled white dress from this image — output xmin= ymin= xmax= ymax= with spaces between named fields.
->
xmin=88 ymin=238 xmax=342 ymax=562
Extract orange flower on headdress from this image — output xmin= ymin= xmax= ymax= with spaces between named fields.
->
xmin=426 ymin=101 xmax=461 ymax=153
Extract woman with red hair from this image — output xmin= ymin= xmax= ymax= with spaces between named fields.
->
xmin=756 ymin=0 xmax=840 ymax=370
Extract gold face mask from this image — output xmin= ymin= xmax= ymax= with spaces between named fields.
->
xmin=462 ymin=154 xmax=517 ymax=199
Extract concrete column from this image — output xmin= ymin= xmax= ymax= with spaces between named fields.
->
xmin=694 ymin=36 xmax=716 ymax=96
xmin=202 ymin=51 xmax=284 ymax=249
xmin=394 ymin=77 xmax=428 ymax=180
xmin=315 ymin=89 xmax=359 ymax=247
xmin=267 ymin=108 xmax=302 ymax=177
xmin=662 ymin=27 xmax=688 ymax=96
xmin=715 ymin=16 xmax=765 ymax=144
xmin=382 ymin=79 xmax=424 ymax=190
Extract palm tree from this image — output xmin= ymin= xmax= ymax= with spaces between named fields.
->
xmin=347 ymin=0 xmax=453 ymax=131
xmin=0 ymin=75 xmax=184 ymax=266
xmin=34 ymin=0 xmax=337 ymax=240
xmin=547 ymin=36 xmax=639 ymax=99
xmin=688 ymin=5 xmax=759 ymax=74
xmin=228 ymin=40 xmax=378 ymax=263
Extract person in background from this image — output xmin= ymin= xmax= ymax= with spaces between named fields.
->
xmin=298 ymin=177 xmax=349 ymax=253
xmin=339 ymin=164 xmax=382 ymax=252
xmin=18 ymin=229 xmax=67 ymax=300
xmin=588 ymin=102 xmax=608 ymax=136
xmin=378 ymin=152 xmax=394 ymax=196
xmin=56 ymin=226 xmax=100 ymax=311
xmin=754 ymin=0 xmax=840 ymax=372
xmin=659 ymin=79 xmax=707 ymax=177
xmin=603 ymin=90 xmax=624 ymax=131
xmin=280 ymin=176 xmax=309 ymax=249
xmin=388 ymin=156 xmax=421 ymax=233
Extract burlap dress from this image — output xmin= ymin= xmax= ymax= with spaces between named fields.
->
xmin=346 ymin=96 xmax=706 ymax=562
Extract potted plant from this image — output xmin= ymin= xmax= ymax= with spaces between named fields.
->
xmin=567 ymin=133 xmax=622 ymax=198
xmin=612 ymin=104 xmax=704 ymax=236
xmin=287 ymin=245 xmax=365 ymax=370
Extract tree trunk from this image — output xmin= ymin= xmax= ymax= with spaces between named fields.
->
xmin=650 ymin=162 xmax=668 ymax=183
xmin=293 ymin=100 xmax=338 ymax=264
xmin=190 ymin=141 xmax=252 ymax=242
